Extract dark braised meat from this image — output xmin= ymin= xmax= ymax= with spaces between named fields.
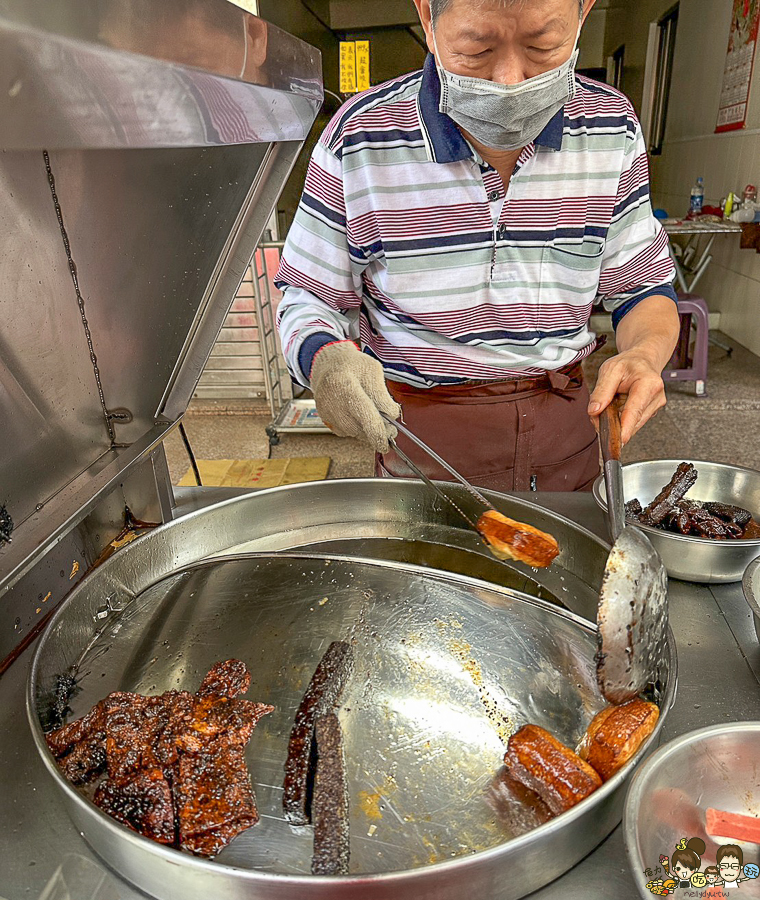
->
xmin=628 ymin=464 xmax=757 ymax=541
xmin=311 ymin=713 xmax=350 ymax=876
xmin=283 ymin=640 xmax=354 ymax=826
xmin=94 ymin=769 xmax=176 ymax=844
xmin=197 ymin=658 xmax=251 ymax=699
xmin=703 ymin=502 xmax=752 ymax=529
xmin=45 ymin=660 xmax=272 ymax=857
xmin=175 ymin=742 xmax=259 ymax=856
xmin=639 ymin=463 xmax=698 ymax=526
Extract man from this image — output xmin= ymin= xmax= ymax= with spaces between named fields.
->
xmin=276 ymin=0 xmax=679 ymax=492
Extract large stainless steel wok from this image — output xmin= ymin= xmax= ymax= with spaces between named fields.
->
xmin=28 ymin=481 xmax=676 ymax=900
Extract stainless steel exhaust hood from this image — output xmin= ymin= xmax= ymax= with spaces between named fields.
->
xmin=0 ymin=0 xmax=322 ymax=655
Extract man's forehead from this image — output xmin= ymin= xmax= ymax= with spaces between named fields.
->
xmin=443 ymin=0 xmax=578 ymax=31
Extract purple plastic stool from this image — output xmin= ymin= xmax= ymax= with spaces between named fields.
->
xmin=663 ymin=292 xmax=709 ymax=396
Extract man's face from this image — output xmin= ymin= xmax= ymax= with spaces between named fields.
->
xmin=719 ymin=856 xmax=742 ymax=883
xmin=415 ymin=0 xmax=593 ymax=86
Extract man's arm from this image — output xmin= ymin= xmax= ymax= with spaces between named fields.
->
xmin=588 ymin=295 xmax=680 ymax=444
xmin=275 ymin=134 xmax=366 ymax=385
xmin=589 ymin=103 xmax=679 ymax=443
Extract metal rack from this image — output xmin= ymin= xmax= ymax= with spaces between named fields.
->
xmin=250 ymin=239 xmax=331 ymax=445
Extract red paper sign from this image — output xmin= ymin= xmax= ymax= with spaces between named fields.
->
xmin=716 ymin=0 xmax=760 ymax=132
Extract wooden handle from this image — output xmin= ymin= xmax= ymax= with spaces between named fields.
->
xmin=599 ymin=400 xmax=623 ymax=464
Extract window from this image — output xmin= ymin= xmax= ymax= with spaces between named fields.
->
xmin=642 ymin=4 xmax=679 ymax=155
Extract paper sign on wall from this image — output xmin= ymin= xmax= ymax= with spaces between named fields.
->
xmin=716 ymin=0 xmax=760 ymax=132
xmin=340 ymin=40 xmax=370 ymax=94
xmin=339 ymin=41 xmax=357 ymax=93
xmin=355 ymin=41 xmax=371 ymax=91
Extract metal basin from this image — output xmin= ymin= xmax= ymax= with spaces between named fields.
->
xmin=742 ymin=557 xmax=760 ymax=642
xmin=30 ymin=551 xmax=675 ymax=900
xmin=624 ymin=722 xmax=760 ymax=899
xmin=593 ymin=459 xmax=760 ymax=582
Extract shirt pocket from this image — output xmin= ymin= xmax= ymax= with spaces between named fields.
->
xmin=539 ymin=241 xmax=604 ymax=321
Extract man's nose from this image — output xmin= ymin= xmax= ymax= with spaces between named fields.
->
xmin=491 ymin=55 xmax=528 ymax=86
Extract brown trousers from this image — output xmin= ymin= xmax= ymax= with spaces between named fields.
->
xmin=376 ymin=364 xmax=601 ymax=493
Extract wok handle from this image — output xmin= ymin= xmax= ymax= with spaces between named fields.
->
xmin=599 ymin=400 xmax=623 ymax=464
xmin=599 ymin=400 xmax=625 ymax=541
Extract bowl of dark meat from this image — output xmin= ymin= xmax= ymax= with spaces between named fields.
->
xmin=592 ymin=460 xmax=760 ymax=583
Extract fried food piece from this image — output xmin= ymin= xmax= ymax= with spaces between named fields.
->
xmin=169 ymin=695 xmax=273 ymax=757
xmin=105 ymin=693 xmax=174 ymax=785
xmin=640 ymin=462 xmax=697 ymax=526
xmin=625 ymin=499 xmax=643 ymax=522
xmin=504 ymin=724 xmax=602 ymax=816
xmin=46 ymin=700 xmax=106 ymax=760
xmin=45 ymin=661 xmax=273 ymax=858
xmin=476 ymin=510 xmax=559 ymax=568
xmin=56 ymin=735 xmax=108 ymax=785
xmin=94 ymin=769 xmax=176 ymax=844
xmin=743 ymin=519 xmax=760 ymax=540
xmin=578 ymin=699 xmax=660 ymax=781
xmin=283 ymin=641 xmax=354 ymax=826
xmin=311 ymin=713 xmax=350 ymax=876
xmin=175 ymin=742 xmax=260 ymax=856
xmin=703 ymin=502 xmax=753 ymax=529
xmin=197 ymin=658 xmax=251 ymax=699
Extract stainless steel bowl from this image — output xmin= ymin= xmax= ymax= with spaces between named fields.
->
xmin=742 ymin=557 xmax=760 ymax=641
xmin=624 ymin=722 xmax=760 ymax=900
xmin=593 ymin=459 xmax=760 ymax=583
xmin=29 ymin=549 xmax=676 ymax=900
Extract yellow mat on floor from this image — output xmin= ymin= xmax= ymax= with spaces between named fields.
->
xmin=178 ymin=457 xmax=331 ymax=488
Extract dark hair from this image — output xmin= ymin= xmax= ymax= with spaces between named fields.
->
xmin=430 ymin=0 xmax=586 ymax=25
xmin=672 ymin=848 xmax=699 ymax=871
xmin=672 ymin=838 xmax=706 ymax=873
xmin=704 ymin=866 xmax=719 ymax=876
xmin=717 ymin=844 xmax=744 ymax=866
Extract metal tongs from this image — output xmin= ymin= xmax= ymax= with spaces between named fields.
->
xmin=379 ymin=411 xmax=496 ymax=530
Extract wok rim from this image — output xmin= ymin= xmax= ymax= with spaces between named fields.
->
xmin=28 ymin=548 xmax=678 ymax=888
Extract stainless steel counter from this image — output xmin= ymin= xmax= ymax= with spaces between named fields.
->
xmin=2 ymin=490 xmax=759 ymax=900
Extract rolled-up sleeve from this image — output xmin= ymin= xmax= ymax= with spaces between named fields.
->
xmin=275 ymin=138 xmax=367 ymax=384
xmin=597 ymin=115 xmax=677 ymax=330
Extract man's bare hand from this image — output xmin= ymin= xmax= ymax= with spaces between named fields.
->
xmin=587 ymin=350 xmax=667 ymax=445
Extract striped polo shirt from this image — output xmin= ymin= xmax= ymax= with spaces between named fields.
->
xmin=276 ymin=55 xmax=677 ymax=388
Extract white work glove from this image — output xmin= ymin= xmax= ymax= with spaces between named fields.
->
xmin=309 ymin=341 xmax=401 ymax=453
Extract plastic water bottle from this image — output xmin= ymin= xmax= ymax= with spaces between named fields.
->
xmin=689 ymin=177 xmax=704 ymax=217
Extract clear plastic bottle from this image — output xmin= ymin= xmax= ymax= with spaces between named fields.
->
xmin=689 ymin=177 xmax=704 ymax=217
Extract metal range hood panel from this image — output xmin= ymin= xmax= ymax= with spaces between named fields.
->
xmin=1 ymin=0 xmax=322 ymax=150
xmin=0 ymin=0 xmax=323 ymax=595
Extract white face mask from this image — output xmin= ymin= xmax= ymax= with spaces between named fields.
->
xmin=433 ymin=28 xmax=580 ymax=151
